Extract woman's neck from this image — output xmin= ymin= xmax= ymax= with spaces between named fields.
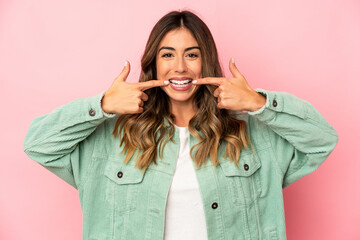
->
xmin=171 ymin=100 xmax=197 ymax=127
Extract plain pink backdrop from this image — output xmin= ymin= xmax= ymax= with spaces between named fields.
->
xmin=1 ymin=0 xmax=359 ymax=239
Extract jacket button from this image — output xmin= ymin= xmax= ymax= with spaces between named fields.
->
xmin=272 ymin=100 xmax=278 ymax=107
xmin=211 ymin=202 xmax=218 ymax=209
xmin=117 ymin=171 xmax=123 ymax=178
xmin=89 ymin=109 xmax=96 ymax=116
xmin=244 ymin=164 xmax=249 ymax=171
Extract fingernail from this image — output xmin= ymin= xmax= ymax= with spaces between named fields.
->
xmin=192 ymin=80 xmax=197 ymax=84
xmin=164 ymin=80 xmax=169 ymax=85
xmin=232 ymin=58 xmax=235 ymax=64
xmin=124 ymin=61 xmax=128 ymax=67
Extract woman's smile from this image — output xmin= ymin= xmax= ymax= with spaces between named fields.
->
xmin=168 ymin=77 xmax=193 ymax=91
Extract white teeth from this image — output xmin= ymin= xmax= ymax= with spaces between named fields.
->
xmin=171 ymin=82 xmax=191 ymax=87
xmin=169 ymin=79 xmax=192 ymax=85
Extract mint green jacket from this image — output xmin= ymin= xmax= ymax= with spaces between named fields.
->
xmin=24 ymin=90 xmax=338 ymax=240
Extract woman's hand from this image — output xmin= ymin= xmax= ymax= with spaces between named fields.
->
xmin=101 ymin=61 xmax=169 ymax=114
xmin=193 ymin=58 xmax=266 ymax=112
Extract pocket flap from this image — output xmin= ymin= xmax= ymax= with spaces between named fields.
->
xmin=104 ymin=161 xmax=144 ymax=185
xmin=220 ymin=151 xmax=261 ymax=177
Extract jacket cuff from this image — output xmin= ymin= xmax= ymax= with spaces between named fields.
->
xmin=248 ymin=89 xmax=307 ymax=122
xmin=98 ymin=91 xmax=117 ymax=118
xmin=83 ymin=91 xmax=117 ymax=124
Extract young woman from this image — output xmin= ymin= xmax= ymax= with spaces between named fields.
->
xmin=24 ymin=10 xmax=338 ymax=240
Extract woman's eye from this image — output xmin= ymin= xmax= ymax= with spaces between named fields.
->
xmin=162 ymin=53 xmax=173 ymax=58
xmin=187 ymin=53 xmax=199 ymax=58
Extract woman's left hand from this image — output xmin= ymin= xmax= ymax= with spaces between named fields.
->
xmin=193 ymin=58 xmax=266 ymax=112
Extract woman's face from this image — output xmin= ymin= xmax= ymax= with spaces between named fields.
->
xmin=156 ymin=27 xmax=202 ymax=106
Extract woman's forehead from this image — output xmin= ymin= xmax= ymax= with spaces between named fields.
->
xmin=158 ymin=28 xmax=198 ymax=50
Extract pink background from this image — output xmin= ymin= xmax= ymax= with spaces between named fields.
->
xmin=1 ymin=0 xmax=359 ymax=239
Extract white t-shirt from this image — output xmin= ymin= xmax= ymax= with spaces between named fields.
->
xmin=163 ymin=126 xmax=208 ymax=240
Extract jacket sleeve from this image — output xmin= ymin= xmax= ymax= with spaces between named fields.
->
xmin=248 ymin=89 xmax=338 ymax=188
xmin=23 ymin=92 xmax=117 ymax=189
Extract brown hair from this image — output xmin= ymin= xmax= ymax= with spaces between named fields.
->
xmin=113 ymin=10 xmax=250 ymax=172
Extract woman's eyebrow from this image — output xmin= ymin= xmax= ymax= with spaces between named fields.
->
xmin=158 ymin=46 xmax=200 ymax=53
xmin=184 ymin=46 xmax=200 ymax=52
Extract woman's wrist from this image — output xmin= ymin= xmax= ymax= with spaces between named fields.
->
xmin=248 ymin=91 xmax=266 ymax=112
xmin=101 ymin=92 xmax=112 ymax=114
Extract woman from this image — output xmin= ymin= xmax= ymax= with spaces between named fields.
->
xmin=24 ymin=10 xmax=338 ymax=240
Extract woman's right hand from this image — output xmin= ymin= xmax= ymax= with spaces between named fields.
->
xmin=101 ymin=61 xmax=169 ymax=114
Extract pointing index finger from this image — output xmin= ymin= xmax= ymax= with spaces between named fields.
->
xmin=192 ymin=77 xmax=223 ymax=86
xmin=138 ymin=80 xmax=169 ymax=91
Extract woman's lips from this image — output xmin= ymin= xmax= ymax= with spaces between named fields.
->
xmin=168 ymin=78 xmax=193 ymax=91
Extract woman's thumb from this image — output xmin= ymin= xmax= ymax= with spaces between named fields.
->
xmin=229 ymin=58 xmax=242 ymax=78
xmin=116 ymin=60 xmax=131 ymax=82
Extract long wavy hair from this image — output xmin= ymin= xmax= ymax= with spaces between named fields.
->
xmin=113 ymin=10 xmax=250 ymax=172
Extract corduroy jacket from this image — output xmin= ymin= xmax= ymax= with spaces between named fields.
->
xmin=24 ymin=89 xmax=338 ymax=240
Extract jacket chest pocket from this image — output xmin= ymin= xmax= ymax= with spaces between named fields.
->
xmin=104 ymin=160 xmax=144 ymax=214
xmin=220 ymin=151 xmax=262 ymax=206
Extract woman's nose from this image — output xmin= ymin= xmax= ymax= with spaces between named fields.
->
xmin=174 ymin=58 xmax=187 ymax=73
